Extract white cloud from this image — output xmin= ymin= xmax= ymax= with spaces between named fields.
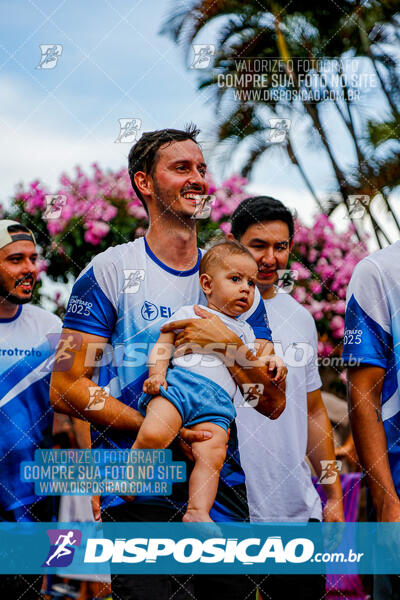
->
xmin=0 ymin=75 xmax=139 ymax=203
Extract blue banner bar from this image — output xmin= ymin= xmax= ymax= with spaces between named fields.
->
xmin=0 ymin=522 xmax=399 ymax=574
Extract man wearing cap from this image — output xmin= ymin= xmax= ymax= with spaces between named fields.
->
xmin=0 ymin=221 xmax=62 ymax=598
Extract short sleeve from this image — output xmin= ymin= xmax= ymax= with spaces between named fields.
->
xmin=63 ymin=264 xmax=117 ymax=338
xmin=243 ymin=289 xmax=272 ymax=341
xmin=342 ymin=258 xmax=392 ymax=368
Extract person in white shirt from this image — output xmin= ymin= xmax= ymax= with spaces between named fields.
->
xmin=0 ymin=220 xmax=62 ymax=599
xmin=229 ymin=196 xmax=344 ymax=600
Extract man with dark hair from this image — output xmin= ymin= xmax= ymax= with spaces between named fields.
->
xmin=0 ymin=220 xmax=62 ymax=598
xmin=128 ymin=124 xmax=200 ymax=212
xmin=52 ymin=128 xmax=285 ymax=600
xmin=230 ymin=195 xmax=294 ymax=243
xmin=229 ymin=196 xmax=344 ymax=600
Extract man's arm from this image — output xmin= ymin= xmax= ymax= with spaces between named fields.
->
xmin=225 ymin=336 xmax=285 ymax=419
xmin=161 ymin=308 xmax=286 ymax=419
xmin=50 ymin=328 xmax=144 ymax=431
xmin=306 ymin=389 xmax=344 ymax=522
xmin=71 ymin=417 xmax=91 ymax=449
xmin=51 ymin=328 xmax=210 ymax=450
xmin=348 ymin=365 xmax=400 ymax=522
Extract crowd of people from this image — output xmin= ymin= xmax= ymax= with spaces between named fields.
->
xmin=1 ymin=125 xmax=399 ymax=600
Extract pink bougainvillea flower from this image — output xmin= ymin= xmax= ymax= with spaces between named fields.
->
xmin=12 ymin=167 xmax=368 ymax=379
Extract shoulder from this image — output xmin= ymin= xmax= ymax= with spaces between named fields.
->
xmin=22 ymin=304 xmax=62 ymax=331
xmin=82 ymin=239 xmax=143 ymax=279
xmin=346 ymin=252 xmax=389 ymax=312
xmin=345 ymin=251 xmax=393 ymax=334
xmin=366 ymin=241 xmax=400 ymax=268
xmin=276 ymin=290 xmax=315 ymax=324
xmin=72 ymin=239 xmax=144 ymax=307
xmin=349 ymin=243 xmax=400 ymax=286
xmin=349 ymin=254 xmax=381 ymax=283
xmin=268 ymin=290 xmax=317 ymax=341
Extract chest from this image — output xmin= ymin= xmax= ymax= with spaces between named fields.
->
xmin=268 ymin=313 xmax=315 ymax=382
xmin=113 ymin=262 xmax=203 ymax=344
xmin=0 ymin=318 xmax=51 ymax=369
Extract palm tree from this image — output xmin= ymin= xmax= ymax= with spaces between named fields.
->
xmin=162 ymin=0 xmax=400 ymax=246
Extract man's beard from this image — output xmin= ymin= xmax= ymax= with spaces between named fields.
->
xmin=153 ymin=180 xmax=195 ymax=224
xmin=0 ymin=274 xmax=35 ymax=305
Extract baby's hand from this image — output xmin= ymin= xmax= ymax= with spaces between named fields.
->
xmin=143 ymin=374 xmax=167 ymax=395
xmin=265 ymin=355 xmax=287 ymax=383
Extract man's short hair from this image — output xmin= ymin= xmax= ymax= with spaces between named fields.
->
xmin=231 ymin=196 xmax=294 ymax=242
xmin=200 ymin=240 xmax=256 ymax=276
xmin=128 ymin=124 xmax=201 ymax=212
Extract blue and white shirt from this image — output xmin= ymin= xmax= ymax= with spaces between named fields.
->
xmin=0 ymin=304 xmax=62 ymax=517
xmin=63 ymin=236 xmax=272 ymax=520
xmin=343 ymin=241 xmax=400 ymax=495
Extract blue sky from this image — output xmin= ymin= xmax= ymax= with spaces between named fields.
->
xmin=1 ymin=0 xmax=398 ymax=241
xmin=1 ymin=0 xmax=212 ymax=193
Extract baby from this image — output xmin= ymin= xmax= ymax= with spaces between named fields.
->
xmin=135 ymin=241 xmax=264 ymax=522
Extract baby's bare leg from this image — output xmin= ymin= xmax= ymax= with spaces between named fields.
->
xmin=133 ymin=396 xmax=182 ymax=449
xmin=183 ymin=423 xmax=228 ymax=522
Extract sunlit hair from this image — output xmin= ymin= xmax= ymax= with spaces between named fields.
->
xmin=200 ymin=240 xmax=256 ymax=277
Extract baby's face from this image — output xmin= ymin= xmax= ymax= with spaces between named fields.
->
xmin=206 ymin=253 xmax=258 ymax=317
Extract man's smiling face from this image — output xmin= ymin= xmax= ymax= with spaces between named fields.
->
xmin=238 ymin=220 xmax=292 ymax=292
xmin=0 ymin=239 xmax=38 ymax=305
xmin=150 ymin=138 xmax=209 ymax=219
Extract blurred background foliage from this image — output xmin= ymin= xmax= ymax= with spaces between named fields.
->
xmin=161 ymin=0 xmax=400 ymax=247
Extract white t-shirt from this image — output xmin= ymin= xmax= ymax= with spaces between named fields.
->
xmin=0 ymin=303 xmax=62 ymax=512
xmin=167 ymin=305 xmax=256 ymax=399
xmin=343 ymin=241 xmax=400 ymax=494
xmin=235 ymin=288 xmax=323 ymax=521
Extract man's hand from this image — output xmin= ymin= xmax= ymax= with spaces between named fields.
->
xmin=323 ymin=497 xmax=345 ymax=522
xmin=178 ymin=426 xmax=213 ymax=461
xmin=161 ymin=305 xmax=239 ymax=352
xmin=143 ymin=374 xmax=167 ymax=395
xmin=162 ymin=305 xmax=285 ymax=419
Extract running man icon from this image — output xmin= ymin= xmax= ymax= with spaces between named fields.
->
xmin=43 ymin=529 xmax=82 ymax=568
xmin=46 ymin=531 xmax=77 ymax=566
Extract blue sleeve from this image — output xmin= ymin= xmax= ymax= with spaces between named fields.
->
xmin=63 ymin=266 xmax=117 ymax=338
xmin=342 ymin=294 xmax=391 ymax=368
xmin=245 ymin=295 xmax=272 ymax=341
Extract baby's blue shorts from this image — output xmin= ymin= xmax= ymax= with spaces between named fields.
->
xmin=138 ymin=366 xmax=236 ymax=433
